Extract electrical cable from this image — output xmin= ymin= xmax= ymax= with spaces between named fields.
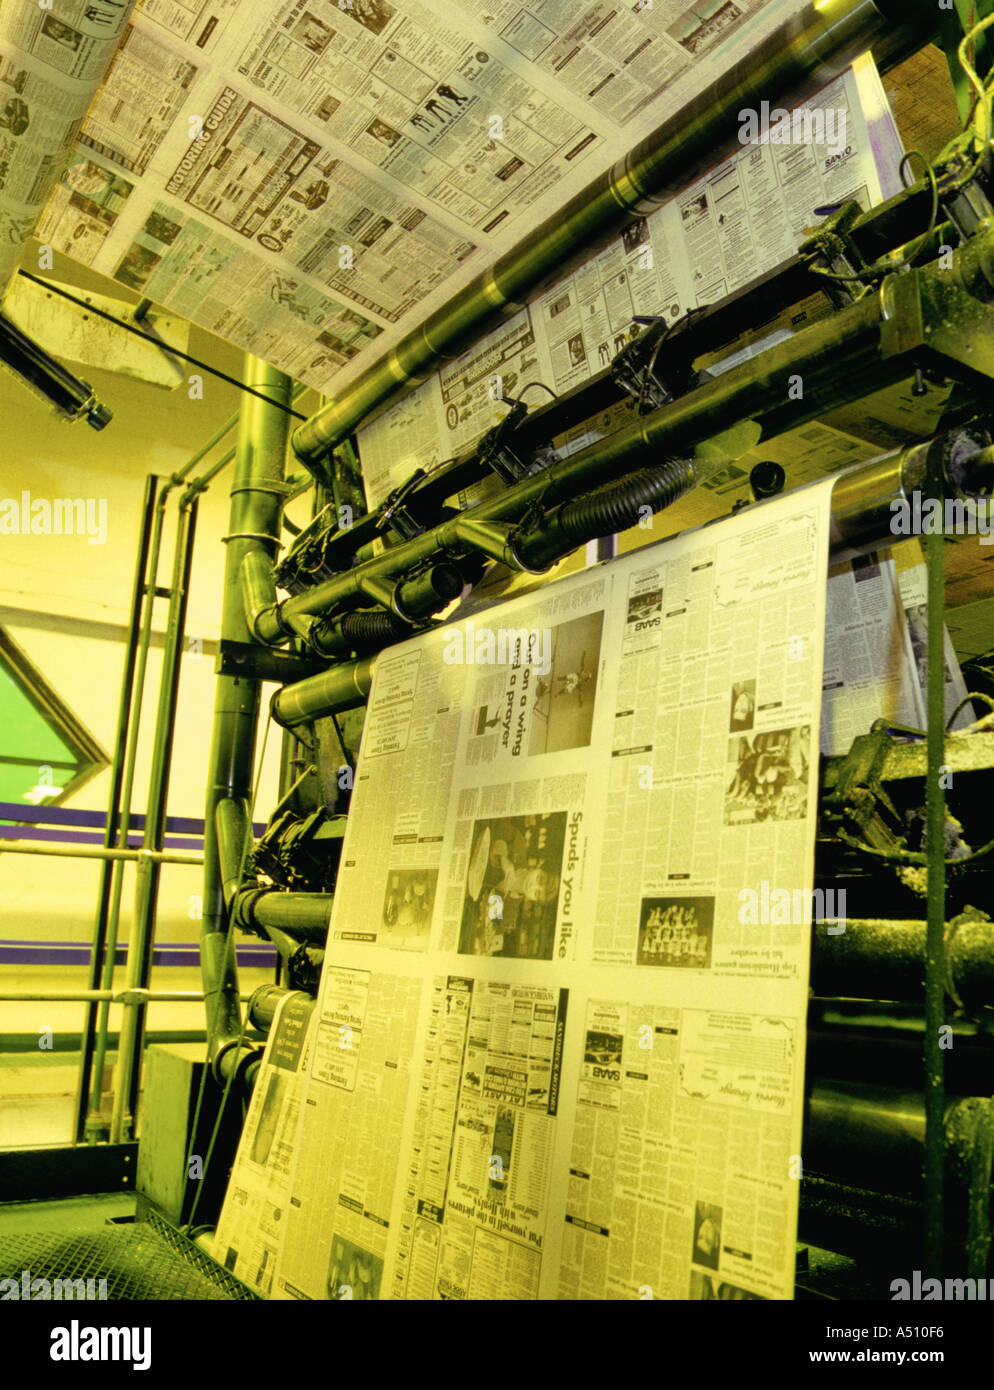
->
xmin=16 ymin=269 xmax=309 ymax=419
xmin=947 ymin=691 xmax=994 ymax=730
xmin=516 ymin=380 xmax=558 ymax=402
xmin=955 ymin=10 xmax=994 ymax=184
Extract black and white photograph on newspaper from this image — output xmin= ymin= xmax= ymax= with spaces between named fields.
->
xmin=724 ymin=726 xmax=811 ymax=824
xmin=637 ymin=896 xmax=715 ymax=969
xmin=379 ymin=867 xmax=438 ymax=950
xmin=530 ymin=612 xmax=604 ymax=754
xmin=459 ymin=812 xmax=567 ymax=959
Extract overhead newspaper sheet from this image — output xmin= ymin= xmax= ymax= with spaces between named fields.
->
xmin=27 ymin=0 xmax=816 ymax=389
xmin=356 ymin=54 xmax=904 ymax=508
xmin=262 ymin=475 xmax=838 ymax=1301
xmin=0 ymin=0 xmax=138 ymax=297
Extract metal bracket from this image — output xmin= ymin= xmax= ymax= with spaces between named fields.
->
xmin=821 ymin=726 xmax=910 ymax=854
xmin=799 ymin=201 xmax=869 ymax=306
xmin=377 ymin=468 xmax=427 ymax=540
xmin=215 ymin=638 xmax=326 ymax=683
xmin=478 ymin=400 xmax=541 ymax=484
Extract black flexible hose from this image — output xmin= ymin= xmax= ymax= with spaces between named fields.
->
xmin=340 ymin=610 xmax=410 ymax=644
xmin=516 ymin=458 xmax=695 ymax=568
xmin=556 ymin=458 xmax=695 ymax=537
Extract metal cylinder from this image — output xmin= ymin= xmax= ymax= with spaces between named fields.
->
xmin=272 ymin=655 xmax=376 ymax=727
xmin=812 ymin=916 xmax=994 ymax=1012
xmin=806 ymin=1081 xmax=929 ymax=1196
xmin=805 ymin=1083 xmax=994 ymax=1279
xmin=234 ymin=888 xmax=332 ymax=943
xmin=248 ymin=984 xmax=291 ymax=1032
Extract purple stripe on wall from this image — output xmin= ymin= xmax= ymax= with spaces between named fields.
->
xmin=0 ymin=939 xmax=277 ymax=967
xmin=0 ymin=802 xmax=266 ymax=835
xmin=0 ymin=825 xmax=204 ymax=850
xmin=0 ymin=825 xmax=203 ymax=850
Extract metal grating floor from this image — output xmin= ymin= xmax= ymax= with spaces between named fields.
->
xmin=0 ymin=1209 xmax=258 ymax=1300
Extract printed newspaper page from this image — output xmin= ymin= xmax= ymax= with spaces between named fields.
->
xmin=212 ymin=990 xmax=315 ymax=1297
xmin=357 ymin=57 xmax=903 ymax=507
xmin=272 ymin=475 xmax=837 ymax=1300
xmin=0 ymin=0 xmax=138 ymax=292
xmin=897 ymin=555 xmax=974 ymax=730
xmin=820 ymin=554 xmax=924 ymax=755
xmin=32 ymin=0 xmax=814 ymax=395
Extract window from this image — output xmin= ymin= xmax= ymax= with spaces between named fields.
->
xmin=0 ymin=626 xmax=108 ymax=817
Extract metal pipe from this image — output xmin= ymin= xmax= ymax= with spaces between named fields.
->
xmin=290 ymin=0 xmax=936 ymax=470
xmin=923 ymin=451 xmax=948 ymax=1278
xmin=83 ymin=414 xmax=249 ymax=1142
xmin=811 ymin=917 xmax=994 ymax=1011
xmin=266 ymin=284 xmax=890 ymax=643
xmin=110 ymin=497 xmax=200 ymax=1143
xmin=78 ymin=404 xmax=271 ymax=1141
xmin=3 ymin=842 xmax=202 ymax=865
xmin=74 ymin=474 xmax=157 ymax=1145
xmin=239 ymin=548 xmax=278 ymax=644
xmin=89 ymin=493 xmax=168 ymax=1141
xmin=214 ymin=797 xmax=250 ymax=907
xmin=233 ymin=888 xmax=332 ymax=943
xmin=272 ymin=655 xmax=376 ymax=728
xmin=201 ymin=356 xmax=292 ymax=1084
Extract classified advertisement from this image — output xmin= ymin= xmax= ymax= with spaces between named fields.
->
xmin=391 ymin=975 xmax=568 ymax=1299
xmin=268 ymin=477 xmax=836 ymax=1300
xmin=213 ymin=991 xmax=315 ymax=1297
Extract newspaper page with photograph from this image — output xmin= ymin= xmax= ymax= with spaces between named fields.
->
xmin=356 ymin=55 xmax=902 ymax=508
xmin=271 ymin=475 xmax=837 ymax=1300
xmin=29 ymin=0 xmax=815 ymax=395
xmin=820 ymin=553 xmax=924 ymax=755
xmin=0 ymin=0 xmax=137 ymax=291
xmin=213 ymin=990 xmax=315 ymax=1297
